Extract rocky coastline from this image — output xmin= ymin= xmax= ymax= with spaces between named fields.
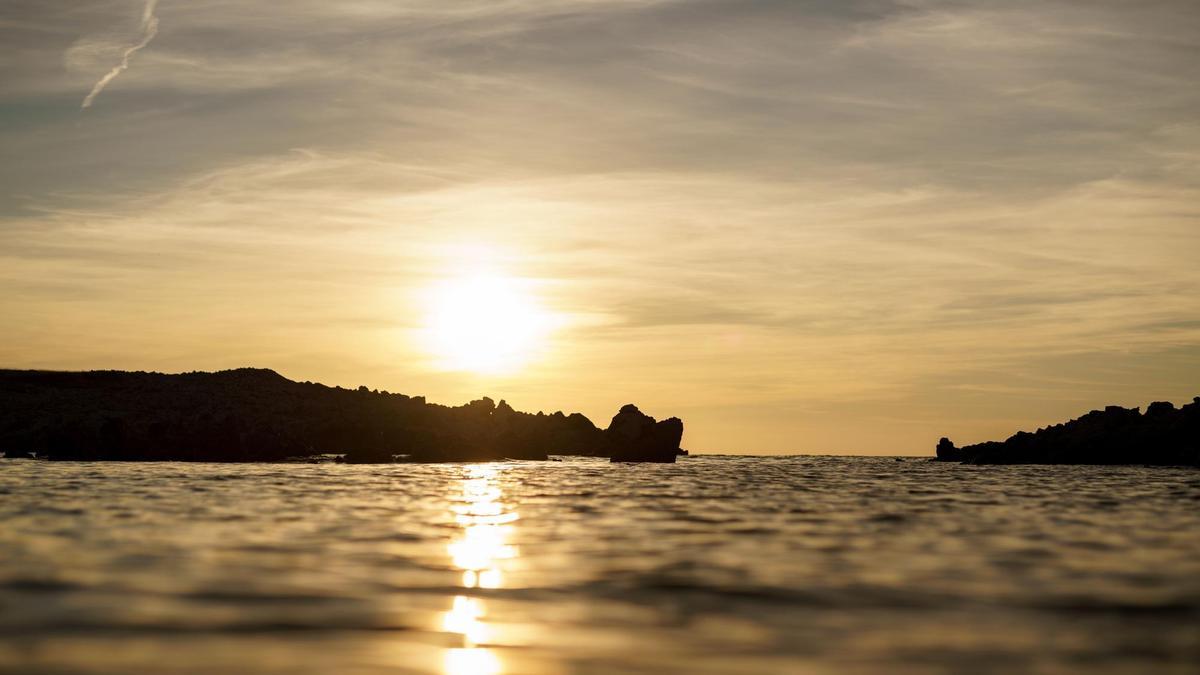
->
xmin=936 ymin=397 xmax=1199 ymax=465
xmin=0 ymin=368 xmax=685 ymax=463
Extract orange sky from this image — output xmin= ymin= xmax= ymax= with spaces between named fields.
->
xmin=2 ymin=1 xmax=1199 ymax=454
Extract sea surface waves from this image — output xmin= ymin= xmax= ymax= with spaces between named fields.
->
xmin=1 ymin=456 xmax=1198 ymax=674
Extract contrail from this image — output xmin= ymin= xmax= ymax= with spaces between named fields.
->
xmin=81 ymin=0 xmax=160 ymax=109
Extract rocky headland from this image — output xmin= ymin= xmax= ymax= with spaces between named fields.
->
xmin=0 ymin=368 xmax=685 ymax=463
xmin=936 ymin=397 xmax=1200 ymax=465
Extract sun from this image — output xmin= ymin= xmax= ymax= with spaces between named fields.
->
xmin=419 ymin=273 xmax=555 ymax=374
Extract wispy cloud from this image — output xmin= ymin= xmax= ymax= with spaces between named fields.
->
xmin=81 ymin=0 xmax=159 ymax=109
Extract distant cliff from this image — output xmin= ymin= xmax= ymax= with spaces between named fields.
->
xmin=936 ymin=397 xmax=1200 ymax=465
xmin=0 ymin=369 xmax=685 ymax=463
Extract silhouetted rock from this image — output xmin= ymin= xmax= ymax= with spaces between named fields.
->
xmin=0 ymin=368 xmax=684 ymax=464
xmin=934 ymin=437 xmax=963 ymax=462
xmin=606 ymin=404 xmax=683 ymax=463
xmin=1146 ymin=401 xmax=1176 ymax=417
xmin=936 ymin=397 xmax=1200 ymax=466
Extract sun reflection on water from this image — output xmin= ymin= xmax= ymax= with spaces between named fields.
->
xmin=444 ymin=647 xmax=502 ymax=675
xmin=440 ymin=464 xmax=517 ymax=675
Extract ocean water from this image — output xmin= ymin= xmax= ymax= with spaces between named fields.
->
xmin=1 ymin=456 xmax=1198 ymax=674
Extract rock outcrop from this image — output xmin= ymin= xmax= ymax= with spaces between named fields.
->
xmin=0 ymin=369 xmax=683 ymax=464
xmin=936 ymin=397 xmax=1200 ymax=465
xmin=606 ymin=404 xmax=684 ymax=463
xmin=935 ymin=437 xmax=963 ymax=462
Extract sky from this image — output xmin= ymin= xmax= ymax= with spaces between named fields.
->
xmin=2 ymin=0 xmax=1199 ymax=455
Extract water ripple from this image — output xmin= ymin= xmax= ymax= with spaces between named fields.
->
xmin=1 ymin=457 xmax=1198 ymax=673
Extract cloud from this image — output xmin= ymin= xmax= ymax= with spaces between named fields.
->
xmin=80 ymin=0 xmax=159 ymax=109
xmin=1 ymin=0 xmax=1199 ymax=452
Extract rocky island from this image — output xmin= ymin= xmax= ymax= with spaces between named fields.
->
xmin=0 ymin=368 xmax=685 ymax=463
xmin=936 ymin=396 xmax=1199 ymax=465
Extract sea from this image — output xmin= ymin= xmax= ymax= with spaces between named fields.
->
xmin=1 ymin=456 xmax=1198 ymax=674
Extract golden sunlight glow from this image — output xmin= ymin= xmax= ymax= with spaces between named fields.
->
xmin=420 ymin=273 xmax=556 ymax=375
xmin=442 ymin=595 xmax=491 ymax=645
xmin=447 ymin=464 xmax=517 ymax=588
xmin=444 ymin=648 xmax=502 ymax=675
xmin=439 ymin=464 xmax=519 ymax=675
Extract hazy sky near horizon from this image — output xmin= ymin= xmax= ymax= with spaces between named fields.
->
xmin=2 ymin=0 xmax=1199 ymax=454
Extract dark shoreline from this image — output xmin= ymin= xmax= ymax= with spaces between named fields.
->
xmin=0 ymin=368 xmax=684 ymax=463
xmin=936 ymin=396 xmax=1200 ymax=466
xmin=4 ymin=368 xmax=1195 ymax=466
